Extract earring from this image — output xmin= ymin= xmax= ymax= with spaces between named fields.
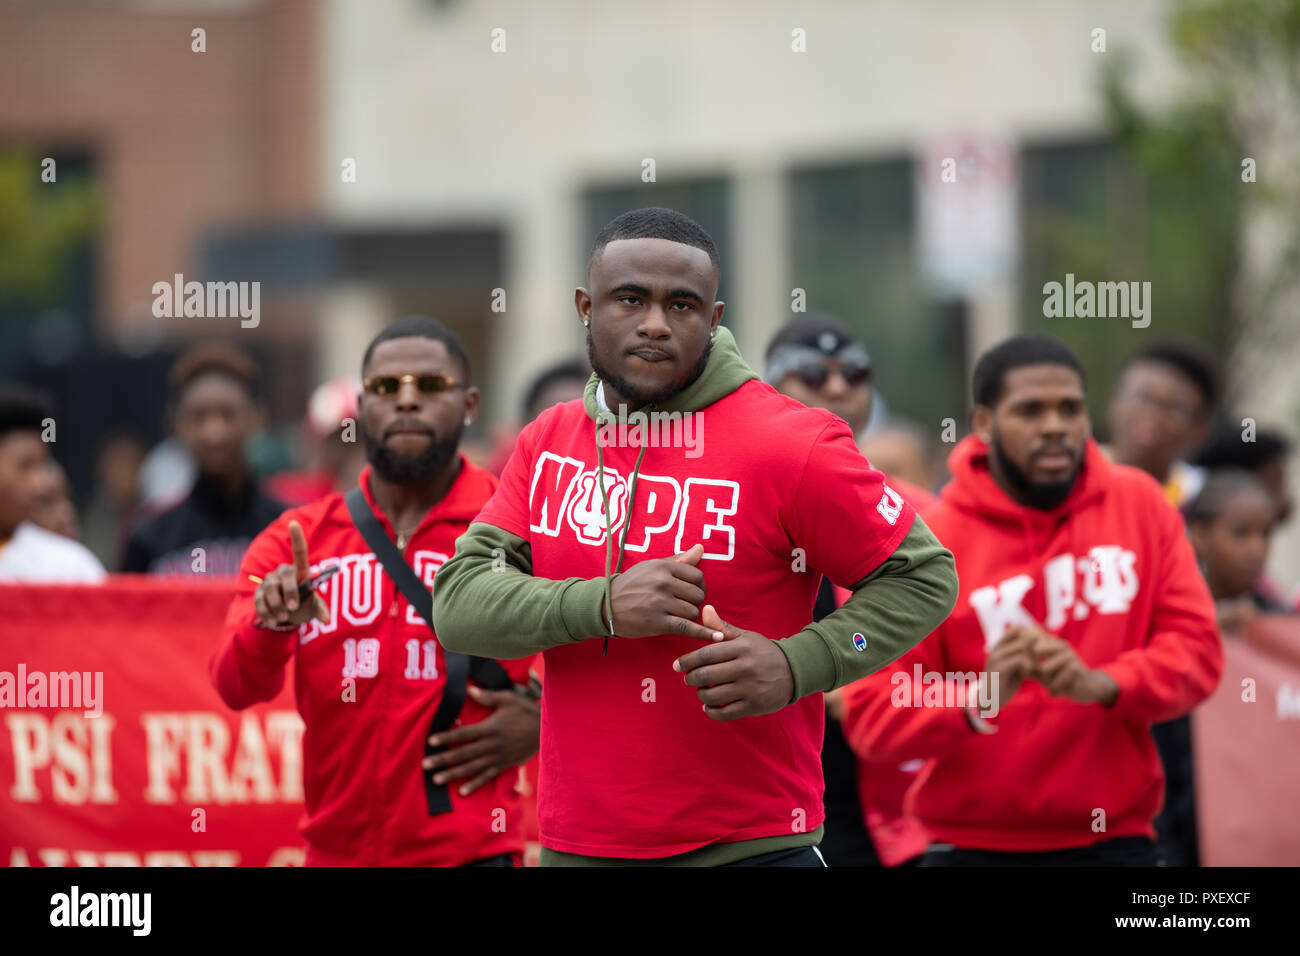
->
xmin=464 ymin=417 xmax=472 ymax=427
xmin=710 ymin=330 xmax=716 ymax=338
xmin=583 ymin=320 xmax=590 ymax=328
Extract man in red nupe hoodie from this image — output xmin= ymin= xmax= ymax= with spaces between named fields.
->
xmin=842 ymin=333 xmax=1222 ymax=866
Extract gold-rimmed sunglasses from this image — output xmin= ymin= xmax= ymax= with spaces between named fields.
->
xmin=363 ymin=374 xmax=464 ymax=396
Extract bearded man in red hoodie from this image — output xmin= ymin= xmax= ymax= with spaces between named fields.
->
xmin=842 ymin=332 xmax=1222 ymax=866
xmin=212 ymin=316 xmax=540 ymax=866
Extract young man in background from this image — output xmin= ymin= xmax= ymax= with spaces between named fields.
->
xmin=843 ymin=334 xmax=1222 ymax=866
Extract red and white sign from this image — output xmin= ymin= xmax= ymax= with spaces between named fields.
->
xmin=0 ymin=578 xmax=304 ymax=867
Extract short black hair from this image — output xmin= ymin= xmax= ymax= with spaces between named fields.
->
xmin=764 ymin=312 xmax=859 ymax=360
xmin=972 ymin=333 xmax=1086 ymax=408
xmin=523 ymin=358 xmax=589 ymax=421
xmin=361 ymin=315 xmax=471 ymax=381
xmin=1191 ymin=423 xmax=1291 ymax=471
xmin=169 ymin=341 xmax=259 ymax=402
xmin=1184 ymin=469 xmax=1273 ymax=525
xmin=0 ymin=385 xmax=55 ymax=440
xmin=589 ymin=207 xmax=720 ymax=275
xmin=1120 ymin=343 xmax=1217 ymax=411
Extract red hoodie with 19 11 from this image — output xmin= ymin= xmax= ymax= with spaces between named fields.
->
xmin=211 ymin=459 xmax=533 ymax=866
xmin=842 ymin=436 xmax=1222 ymax=853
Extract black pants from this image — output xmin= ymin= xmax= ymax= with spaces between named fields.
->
xmin=920 ymin=836 xmax=1158 ymax=867
xmin=723 ymin=846 xmax=827 ymax=867
xmin=1151 ymin=715 xmax=1200 ymax=866
xmin=461 ymin=852 xmax=519 ymax=867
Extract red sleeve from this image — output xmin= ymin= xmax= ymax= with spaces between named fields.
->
xmin=842 ymin=625 xmax=963 ymax=763
xmin=1099 ymin=496 xmax=1223 ymax=725
xmin=210 ymin=512 xmax=299 ymax=710
xmin=841 ymin=623 xmax=1042 ymax=762
xmin=472 ymin=419 xmax=537 ymax=541
xmin=880 ymin=475 xmax=938 ymax=512
xmin=785 ymin=419 xmax=916 ymax=588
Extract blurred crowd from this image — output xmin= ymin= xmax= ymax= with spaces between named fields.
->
xmin=7 ymin=320 xmax=1275 ymax=611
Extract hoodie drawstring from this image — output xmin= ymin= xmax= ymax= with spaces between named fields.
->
xmin=596 ymin=408 xmax=650 ymax=656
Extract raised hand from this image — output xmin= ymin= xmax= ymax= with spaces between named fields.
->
xmin=252 ymin=520 xmax=330 ymax=630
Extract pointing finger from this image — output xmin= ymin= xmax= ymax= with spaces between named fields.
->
xmin=289 ymin=520 xmax=310 ymax=581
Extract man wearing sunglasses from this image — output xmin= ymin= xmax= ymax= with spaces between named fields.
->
xmin=766 ymin=313 xmax=937 ymax=869
xmin=212 ymin=316 xmax=540 ymax=866
xmin=764 ymin=313 xmax=875 ymax=440
xmin=434 ymin=207 xmax=957 ymax=866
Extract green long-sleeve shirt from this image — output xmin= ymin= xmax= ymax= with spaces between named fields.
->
xmin=433 ymin=516 xmax=956 ymax=866
xmin=434 ymin=325 xmax=956 ymax=865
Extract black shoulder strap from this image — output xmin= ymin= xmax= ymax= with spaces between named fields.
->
xmin=344 ymin=487 xmax=512 ymax=815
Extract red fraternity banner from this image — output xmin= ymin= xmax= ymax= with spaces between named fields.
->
xmin=0 ymin=578 xmax=305 ymax=867
xmin=1193 ymin=613 xmax=1300 ymax=866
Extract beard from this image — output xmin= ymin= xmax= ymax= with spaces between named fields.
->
xmin=361 ymin=420 xmax=462 ymax=484
xmin=990 ymin=428 xmax=1081 ymax=511
xmin=587 ymin=329 xmax=712 ymax=409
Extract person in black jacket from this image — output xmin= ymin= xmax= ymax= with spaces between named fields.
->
xmin=122 ymin=343 xmax=286 ymax=576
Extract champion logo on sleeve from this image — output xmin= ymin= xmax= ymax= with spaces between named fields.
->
xmin=852 ymin=632 xmax=867 ymax=652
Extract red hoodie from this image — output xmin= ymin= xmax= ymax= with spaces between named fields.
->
xmin=841 ymin=436 xmax=1222 ymax=852
xmin=474 ymin=383 xmax=915 ymax=857
xmin=211 ymin=459 xmax=533 ymax=865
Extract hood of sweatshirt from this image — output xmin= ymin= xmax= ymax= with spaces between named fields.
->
xmin=578 ymin=325 xmax=759 ymax=653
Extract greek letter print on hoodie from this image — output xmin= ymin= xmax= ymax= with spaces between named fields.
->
xmin=841 ymin=435 xmax=1223 ymax=853
xmin=472 ymin=327 xmax=916 ymax=857
xmin=210 ymin=459 xmax=533 ymax=866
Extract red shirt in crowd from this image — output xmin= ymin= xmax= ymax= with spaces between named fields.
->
xmin=474 ymin=384 xmax=915 ymax=858
xmin=211 ymin=459 xmax=533 ymax=865
xmin=842 ymin=436 xmax=1222 ymax=852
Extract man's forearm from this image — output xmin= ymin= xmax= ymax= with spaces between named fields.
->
xmin=777 ymin=516 xmax=958 ymax=700
xmin=210 ymin=619 xmax=294 ymax=711
xmin=433 ymin=522 xmax=609 ymax=660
